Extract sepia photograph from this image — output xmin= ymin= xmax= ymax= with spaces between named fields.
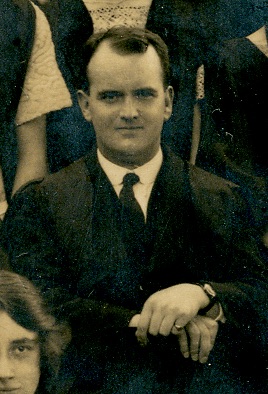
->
xmin=0 ymin=1 xmax=268 ymax=393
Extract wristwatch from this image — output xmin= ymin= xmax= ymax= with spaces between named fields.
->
xmin=196 ymin=283 xmax=218 ymax=313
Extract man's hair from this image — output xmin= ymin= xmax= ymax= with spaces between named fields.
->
xmin=0 ymin=270 xmax=71 ymax=393
xmin=77 ymin=26 xmax=171 ymax=90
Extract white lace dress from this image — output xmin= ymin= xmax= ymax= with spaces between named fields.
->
xmin=82 ymin=0 xmax=152 ymax=32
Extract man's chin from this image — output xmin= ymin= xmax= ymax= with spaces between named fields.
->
xmin=108 ymin=147 xmax=148 ymax=168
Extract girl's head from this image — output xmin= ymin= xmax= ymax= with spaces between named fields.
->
xmin=0 ymin=270 xmax=71 ymax=393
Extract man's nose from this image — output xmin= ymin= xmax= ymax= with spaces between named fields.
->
xmin=0 ymin=354 xmax=15 ymax=379
xmin=120 ymin=97 xmax=139 ymax=120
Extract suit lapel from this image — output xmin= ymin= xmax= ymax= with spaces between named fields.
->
xmin=145 ymin=149 xmax=192 ymax=276
xmin=77 ymin=151 xmax=135 ymax=291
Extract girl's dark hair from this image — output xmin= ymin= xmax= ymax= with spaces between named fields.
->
xmin=0 ymin=270 xmax=71 ymax=393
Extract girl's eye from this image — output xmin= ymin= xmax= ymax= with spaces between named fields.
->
xmin=17 ymin=345 xmax=27 ymax=352
xmin=11 ymin=343 xmax=37 ymax=359
xmin=13 ymin=345 xmax=32 ymax=357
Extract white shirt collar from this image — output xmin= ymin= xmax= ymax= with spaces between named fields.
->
xmin=97 ymin=148 xmax=163 ymax=186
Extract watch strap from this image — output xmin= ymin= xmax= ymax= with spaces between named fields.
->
xmin=196 ymin=283 xmax=218 ymax=314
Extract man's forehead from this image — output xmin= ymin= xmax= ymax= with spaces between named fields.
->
xmin=87 ymin=40 xmax=161 ymax=71
xmin=86 ymin=40 xmax=164 ymax=89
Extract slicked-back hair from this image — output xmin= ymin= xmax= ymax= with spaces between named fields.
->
xmin=0 ymin=270 xmax=71 ymax=393
xmin=77 ymin=26 xmax=171 ymax=91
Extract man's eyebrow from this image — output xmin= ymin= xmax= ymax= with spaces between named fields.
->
xmin=97 ymin=90 xmax=123 ymax=96
xmin=133 ymin=87 xmax=158 ymax=95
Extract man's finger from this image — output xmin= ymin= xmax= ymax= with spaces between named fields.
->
xmin=186 ymin=320 xmax=200 ymax=361
xmin=202 ymin=316 xmax=219 ymax=350
xmin=135 ymin=305 xmax=153 ymax=345
xmin=173 ymin=327 xmax=189 ymax=359
xmin=193 ymin=318 xmax=211 ymax=363
xmin=158 ymin=315 xmax=176 ymax=336
xmin=147 ymin=311 xmax=163 ymax=336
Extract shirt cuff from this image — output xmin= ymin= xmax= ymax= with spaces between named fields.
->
xmin=205 ymin=302 xmax=226 ymax=323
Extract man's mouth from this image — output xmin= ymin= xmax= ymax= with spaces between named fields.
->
xmin=116 ymin=126 xmax=143 ymax=130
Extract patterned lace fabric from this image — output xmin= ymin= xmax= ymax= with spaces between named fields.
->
xmin=83 ymin=0 xmax=151 ymax=32
xmin=196 ymin=65 xmax=204 ymax=100
xmin=16 ymin=2 xmax=72 ymax=126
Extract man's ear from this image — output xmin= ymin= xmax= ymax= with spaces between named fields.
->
xmin=77 ymin=90 xmax=92 ymax=122
xmin=164 ymin=86 xmax=174 ymax=122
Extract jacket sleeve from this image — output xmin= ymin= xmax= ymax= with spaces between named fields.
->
xmin=2 ymin=181 xmax=137 ymax=332
xmin=189 ymin=165 xmax=268 ymax=365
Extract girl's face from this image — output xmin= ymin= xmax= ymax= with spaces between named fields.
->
xmin=0 ymin=311 xmax=40 ymax=394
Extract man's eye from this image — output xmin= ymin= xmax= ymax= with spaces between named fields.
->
xmin=99 ymin=92 xmax=123 ymax=102
xmin=135 ymin=90 xmax=155 ymax=99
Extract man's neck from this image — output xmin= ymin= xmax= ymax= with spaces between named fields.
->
xmin=98 ymin=147 xmax=162 ymax=172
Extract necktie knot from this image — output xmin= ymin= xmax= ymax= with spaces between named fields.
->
xmin=122 ymin=173 xmax=140 ymax=188
xmin=119 ymin=172 xmax=144 ymax=225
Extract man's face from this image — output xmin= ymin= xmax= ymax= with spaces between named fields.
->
xmin=78 ymin=40 xmax=173 ymax=168
xmin=0 ymin=311 xmax=40 ymax=394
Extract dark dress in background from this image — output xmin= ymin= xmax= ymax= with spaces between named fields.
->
xmin=199 ymin=29 xmax=268 ymax=178
xmin=0 ymin=0 xmax=35 ymax=198
xmin=197 ymin=25 xmax=268 ymax=232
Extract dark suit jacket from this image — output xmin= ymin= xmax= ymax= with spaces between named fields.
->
xmin=2 ymin=146 xmax=268 ymax=390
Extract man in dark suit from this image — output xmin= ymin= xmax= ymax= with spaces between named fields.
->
xmin=3 ymin=27 xmax=268 ymax=393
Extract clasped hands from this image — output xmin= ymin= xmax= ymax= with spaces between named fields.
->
xmin=129 ymin=283 xmax=219 ymax=364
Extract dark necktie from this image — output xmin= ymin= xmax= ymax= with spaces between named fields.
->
xmin=119 ymin=173 xmax=145 ymax=252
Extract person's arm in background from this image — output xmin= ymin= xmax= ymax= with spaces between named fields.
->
xmin=12 ymin=115 xmax=48 ymax=196
xmin=33 ymin=0 xmax=94 ymax=93
xmin=0 ymin=169 xmax=8 ymax=221
xmin=0 ymin=0 xmax=71 ymax=209
xmin=9 ymin=1 xmax=71 ymax=196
